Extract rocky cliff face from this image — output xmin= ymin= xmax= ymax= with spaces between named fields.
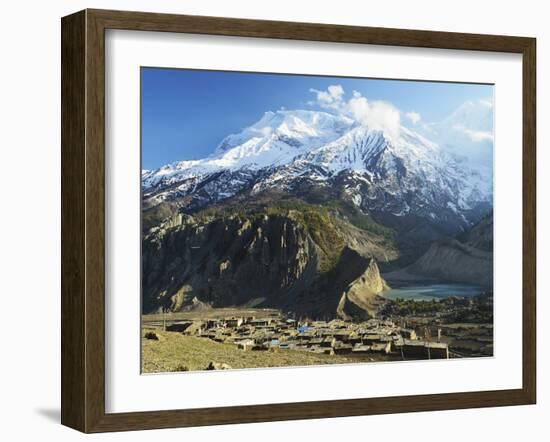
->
xmin=143 ymin=213 xmax=317 ymax=312
xmin=337 ymin=259 xmax=390 ymax=320
xmin=142 ymin=206 xmax=394 ymax=318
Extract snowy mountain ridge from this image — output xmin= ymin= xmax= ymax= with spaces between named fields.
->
xmin=142 ymin=109 xmax=492 ymax=227
xmin=142 ymin=110 xmax=355 ymax=188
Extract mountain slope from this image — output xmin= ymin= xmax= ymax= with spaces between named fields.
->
xmin=457 ymin=212 xmax=493 ymax=252
xmin=337 ymin=258 xmax=390 ymax=320
xmin=142 ymin=203 xmax=396 ymax=318
xmin=405 ymin=239 xmax=493 ymax=287
xmin=142 ymin=109 xmax=492 ymax=234
xmin=384 ymin=213 xmax=494 ymax=287
xmin=141 ymin=107 xmax=494 ymax=315
xmin=142 ymin=110 xmax=355 ymax=190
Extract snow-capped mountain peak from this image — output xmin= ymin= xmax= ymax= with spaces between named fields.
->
xmin=142 ymin=110 xmax=356 ymax=188
xmin=215 ymin=109 xmax=355 ymax=153
xmin=142 ymin=107 xmax=492 ymax=228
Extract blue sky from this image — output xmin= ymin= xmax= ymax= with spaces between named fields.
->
xmin=141 ymin=67 xmax=493 ymax=170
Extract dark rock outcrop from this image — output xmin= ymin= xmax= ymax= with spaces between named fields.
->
xmin=142 ymin=213 xmax=320 ymax=313
xmin=142 ymin=209 xmax=393 ymax=319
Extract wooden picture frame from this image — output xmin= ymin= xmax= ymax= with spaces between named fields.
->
xmin=61 ymin=8 xmax=536 ymax=433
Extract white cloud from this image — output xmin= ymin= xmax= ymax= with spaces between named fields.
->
xmin=453 ymin=125 xmax=494 ymax=142
xmin=310 ymin=85 xmax=402 ymax=140
xmin=327 ymin=85 xmax=344 ymax=100
xmin=405 ymin=111 xmax=421 ymax=125
xmin=416 ymin=99 xmax=494 ymax=169
xmin=309 ymin=86 xmax=493 ymax=151
xmin=478 ymin=99 xmax=493 ymax=109
xmin=309 ymin=84 xmax=344 ymax=109
xmin=347 ymin=95 xmax=402 ymax=140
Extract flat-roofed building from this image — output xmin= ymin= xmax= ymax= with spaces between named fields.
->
xmin=400 ymin=339 xmax=449 ymax=359
xmin=400 ymin=328 xmax=417 ymax=340
xmin=224 ymin=317 xmax=244 ymax=328
xmin=352 ymin=344 xmax=371 ymax=354
xmin=320 ymin=337 xmax=336 ymax=348
xmin=370 ymin=342 xmax=391 ymax=354
xmin=333 ymin=343 xmax=353 ymax=354
xmin=249 ymin=318 xmax=272 ymax=327
xmin=362 ymin=334 xmax=384 ymax=344
xmin=425 ymin=342 xmax=449 ymax=359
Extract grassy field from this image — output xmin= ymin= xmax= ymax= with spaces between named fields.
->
xmin=142 ymin=330 xmax=363 ymax=373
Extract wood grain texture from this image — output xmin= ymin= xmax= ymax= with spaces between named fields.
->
xmin=89 ymin=8 xmax=533 ymax=52
xmin=522 ymin=38 xmax=536 ymax=403
xmin=61 ymin=8 xmax=537 ymax=433
xmin=85 ymin=9 xmax=107 ymax=432
xmin=61 ymin=10 xmax=86 ymax=431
